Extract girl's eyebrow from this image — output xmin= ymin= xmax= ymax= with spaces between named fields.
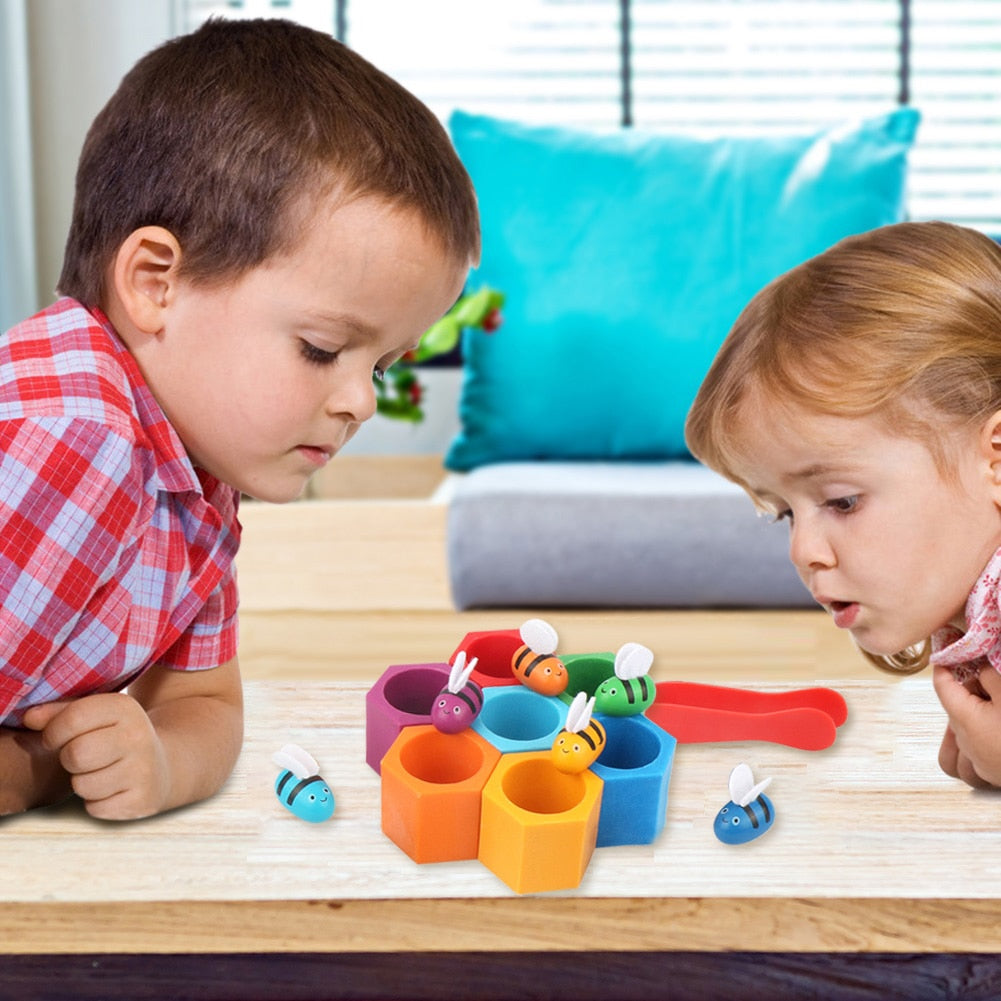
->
xmin=747 ymin=461 xmax=860 ymax=498
xmin=788 ymin=461 xmax=861 ymax=482
xmin=790 ymin=464 xmax=836 ymax=481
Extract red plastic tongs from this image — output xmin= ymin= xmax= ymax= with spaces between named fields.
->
xmin=647 ymin=681 xmax=848 ymax=751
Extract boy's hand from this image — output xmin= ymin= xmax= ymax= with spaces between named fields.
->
xmin=22 ymin=693 xmax=169 ymax=820
xmin=933 ymin=665 xmax=1001 ymax=789
xmin=0 ymin=726 xmax=72 ymax=816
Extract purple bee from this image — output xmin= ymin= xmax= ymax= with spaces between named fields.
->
xmin=431 ymin=652 xmax=484 ymax=734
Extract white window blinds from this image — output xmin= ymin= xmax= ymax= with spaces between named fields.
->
xmin=180 ymin=0 xmax=1001 ymax=233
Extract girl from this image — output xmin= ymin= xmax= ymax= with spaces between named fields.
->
xmin=685 ymin=221 xmax=1001 ymax=790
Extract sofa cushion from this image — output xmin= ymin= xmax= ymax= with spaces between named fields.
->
xmin=444 ymin=108 xmax=920 ymax=471
xmin=447 ymin=461 xmax=812 ymax=609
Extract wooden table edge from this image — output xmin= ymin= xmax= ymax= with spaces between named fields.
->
xmin=3 ymin=896 xmax=999 ymax=955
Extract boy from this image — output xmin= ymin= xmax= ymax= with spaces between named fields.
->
xmin=0 ymin=18 xmax=478 ymax=819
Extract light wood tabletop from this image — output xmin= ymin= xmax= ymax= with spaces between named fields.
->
xmin=5 ymin=671 xmax=1000 ymax=958
xmin=5 ymin=467 xmax=1000 ymax=998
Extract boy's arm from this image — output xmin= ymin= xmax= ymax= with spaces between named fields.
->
xmin=128 ymin=657 xmax=244 ymax=812
xmin=22 ymin=658 xmax=243 ymax=820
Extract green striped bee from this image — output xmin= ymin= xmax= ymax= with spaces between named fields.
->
xmin=593 ymin=642 xmax=655 ymax=717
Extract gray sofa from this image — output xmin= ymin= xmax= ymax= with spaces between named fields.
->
xmin=446 ymin=460 xmax=812 ymax=610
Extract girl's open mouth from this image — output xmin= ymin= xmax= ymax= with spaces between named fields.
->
xmin=829 ymin=601 xmax=859 ymax=629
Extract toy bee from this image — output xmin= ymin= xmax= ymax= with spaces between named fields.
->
xmin=431 ymin=652 xmax=483 ymax=734
xmin=551 ymin=692 xmax=606 ymax=773
xmin=511 ymin=618 xmax=568 ymax=697
xmin=272 ymin=743 xmax=335 ymax=823
xmin=593 ymin=641 xmax=656 ymax=716
xmin=714 ymin=763 xmax=774 ymax=845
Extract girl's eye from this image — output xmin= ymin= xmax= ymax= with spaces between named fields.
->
xmin=373 ymin=366 xmax=386 ymax=382
xmin=299 ymin=340 xmax=339 ymax=366
xmin=770 ymin=509 xmax=793 ymax=525
xmin=826 ymin=495 xmax=859 ymax=514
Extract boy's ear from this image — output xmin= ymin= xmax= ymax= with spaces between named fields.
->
xmin=110 ymin=227 xmax=182 ymax=335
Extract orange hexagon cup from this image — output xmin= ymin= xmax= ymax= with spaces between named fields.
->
xmin=380 ymin=725 xmax=501 ymax=863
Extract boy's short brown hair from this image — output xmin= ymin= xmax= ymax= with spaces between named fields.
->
xmin=58 ymin=18 xmax=480 ymax=306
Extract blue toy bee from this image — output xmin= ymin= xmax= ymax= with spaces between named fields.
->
xmin=593 ymin=641 xmax=656 ymax=717
xmin=273 ymin=743 xmax=335 ymax=823
xmin=714 ymin=763 xmax=774 ymax=845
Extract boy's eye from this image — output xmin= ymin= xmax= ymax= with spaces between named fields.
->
xmin=299 ymin=340 xmax=339 ymax=366
xmin=373 ymin=366 xmax=386 ymax=382
xmin=826 ymin=495 xmax=859 ymax=514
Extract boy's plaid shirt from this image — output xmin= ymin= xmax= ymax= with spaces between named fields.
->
xmin=0 ymin=299 xmax=240 ymax=726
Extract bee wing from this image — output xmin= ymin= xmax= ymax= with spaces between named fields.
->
xmin=564 ymin=691 xmax=590 ymax=732
xmin=272 ymin=743 xmax=319 ymax=779
xmin=740 ymin=776 xmax=773 ymax=807
xmin=729 ymin=763 xmax=773 ymax=806
xmin=519 ymin=617 xmax=559 ymax=655
xmin=614 ymin=641 xmax=654 ymax=680
xmin=728 ymin=762 xmax=754 ymax=803
xmin=448 ymin=652 xmax=467 ymax=692
xmin=448 ymin=655 xmax=478 ymax=693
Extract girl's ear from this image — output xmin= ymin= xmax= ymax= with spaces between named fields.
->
xmin=980 ymin=410 xmax=1001 ymax=490
xmin=109 ymin=227 xmax=182 ymax=336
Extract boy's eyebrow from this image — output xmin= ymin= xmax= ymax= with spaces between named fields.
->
xmin=298 ymin=309 xmax=378 ymax=338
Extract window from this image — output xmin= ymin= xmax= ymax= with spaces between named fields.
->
xmin=180 ymin=0 xmax=1001 ymax=233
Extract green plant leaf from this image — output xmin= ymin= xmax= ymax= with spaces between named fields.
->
xmin=414 ymin=316 xmax=461 ymax=361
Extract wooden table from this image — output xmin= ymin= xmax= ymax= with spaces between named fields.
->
xmin=5 ymin=675 xmax=1001 ymax=999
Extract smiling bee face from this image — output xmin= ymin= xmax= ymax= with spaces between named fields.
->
xmin=550 ymin=692 xmax=606 ymax=774
xmin=275 ymin=770 xmax=335 ymax=823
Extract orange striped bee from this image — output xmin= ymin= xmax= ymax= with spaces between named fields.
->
xmin=511 ymin=618 xmax=568 ymax=697
xmin=551 ymin=692 xmax=606 ymax=773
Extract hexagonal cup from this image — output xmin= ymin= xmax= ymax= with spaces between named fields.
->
xmin=450 ymin=629 xmax=522 ymax=689
xmin=380 ymin=725 xmax=501 ymax=864
xmin=560 ymin=652 xmax=615 ymax=704
xmin=591 ymin=713 xmax=677 ymax=847
xmin=478 ymin=751 xmax=603 ymax=894
xmin=472 ymin=686 xmax=568 ymax=754
xmin=366 ymin=662 xmax=451 ymax=773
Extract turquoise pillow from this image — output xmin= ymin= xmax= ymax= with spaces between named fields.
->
xmin=444 ymin=108 xmax=920 ymax=471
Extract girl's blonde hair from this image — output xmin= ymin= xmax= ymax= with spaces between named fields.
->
xmin=685 ymin=221 xmax=1001 ymax=675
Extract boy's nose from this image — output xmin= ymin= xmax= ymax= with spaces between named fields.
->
xmin=788 ymin=519 xmax=836 ymax=574
xmin=326 ymin=370 xmax=377 ymax=423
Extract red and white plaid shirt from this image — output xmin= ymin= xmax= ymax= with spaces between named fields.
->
xmin=0 ymin=298 xmax=240 ymax=726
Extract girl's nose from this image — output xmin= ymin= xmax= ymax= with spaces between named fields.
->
xmin=788 ymin=518 xmax=837 ymax=573
xmin=326 ymin=368 xmax=378 ymax=424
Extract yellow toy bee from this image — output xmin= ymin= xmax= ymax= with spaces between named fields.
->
xmin=511 ymin=617 xmax=568 ymax=697
xmin=551 ymin=692 xmax=606 ymax=773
